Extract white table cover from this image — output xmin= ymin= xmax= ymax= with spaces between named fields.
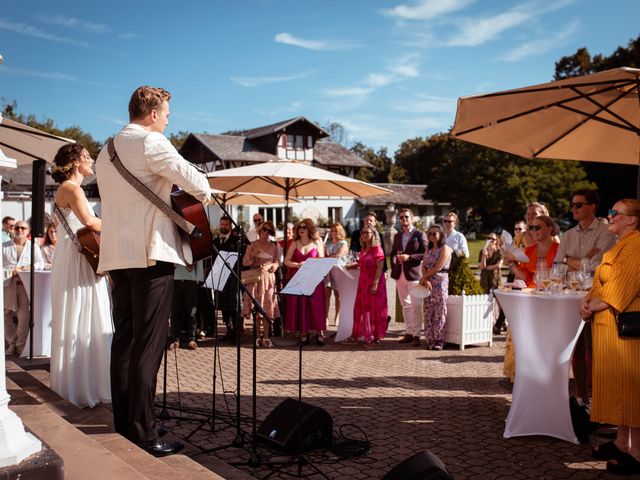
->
xmin=17 ymin=270 xmax=52 ymax=357
xmin=494 ymin=290 xmax=585 ymax=444
xmin=330 ymin=266 xmax=360 ymax=342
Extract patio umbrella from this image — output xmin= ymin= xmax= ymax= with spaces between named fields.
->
xmin=211 ymin=189 xmax=300 ymax=206
xmin=451 ymin=67 xmax=640 ymax=195
xmin=0 ymin=116 xmax=74 ymax=165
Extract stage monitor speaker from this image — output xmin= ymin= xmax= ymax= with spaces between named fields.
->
xmin=382 ymin=450 xmax=455 ymax=480
xmin=256 ymin=398 xmax=332 ymax=453
xmin=31 ymin=159 xmax=47 ymax=238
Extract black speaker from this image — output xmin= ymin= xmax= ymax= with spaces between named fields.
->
xmin=31 ymin=159 xmax=46 ymax=237
xmin=382 ymin=450 xmax=454 ymax=480
xmin=256 ymin=399 xmax=332 ymax=453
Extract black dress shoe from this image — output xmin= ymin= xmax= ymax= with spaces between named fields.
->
xmin=138 ymin=438 xmax=184 ymax=457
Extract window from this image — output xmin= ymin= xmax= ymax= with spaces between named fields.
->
xmin=328 ymin=207 xmax=343 ymax=224
xmin=278 ymin=133 xmax=314 ymax=161
xmin=258 ymin=207 xmax=285 ymax=229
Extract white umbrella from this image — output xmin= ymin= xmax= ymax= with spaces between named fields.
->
xmin=211 ymin=189 xmax=300 ymax=206
xmin=0 ymin=116 xmax=74 ymax=165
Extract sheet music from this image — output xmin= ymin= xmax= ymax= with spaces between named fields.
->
xmin=281 ymin=257 xmax=339 ymax=296
xmin=205 ymin=251 xmax=238 ymax=291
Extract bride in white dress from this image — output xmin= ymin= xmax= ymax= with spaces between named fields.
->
xmin=50 ymin=143 xmax=113 ymax=408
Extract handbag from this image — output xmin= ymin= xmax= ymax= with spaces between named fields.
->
xmin=241 ymin=268 xmax=263 ymax=285
xmin=616 ymin=311 xmax=640 ymax=337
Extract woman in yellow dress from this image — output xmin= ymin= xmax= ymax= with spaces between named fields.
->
xmin=580 ymin=199 xmax=640 ymax=475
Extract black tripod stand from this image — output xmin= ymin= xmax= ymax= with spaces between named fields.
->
xmin=260 ymin=259 xmax=336 ymax=480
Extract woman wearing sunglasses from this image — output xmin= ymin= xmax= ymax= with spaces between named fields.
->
xmin=580 ymin=199 xmax=640 ymax=475
xmin=284 ymin=218 xmax=326 ymax=345
xmin=511 ymin=215 xmax=560 ymax=288
xmin=242 ymin=221 xmax=280 ymax=347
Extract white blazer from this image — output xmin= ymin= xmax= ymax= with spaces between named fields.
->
xmin=96 ymin=124 xmax=211 ymax=273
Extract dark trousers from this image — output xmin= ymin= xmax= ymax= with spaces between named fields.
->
xmin=110 ymin=261 xmax=174 ymax=443
xmin=171 ymin=280 xmax=199 ymax=343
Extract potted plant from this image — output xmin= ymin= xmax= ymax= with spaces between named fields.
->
xmin=445 ymin=254 xmax=493 ymax=350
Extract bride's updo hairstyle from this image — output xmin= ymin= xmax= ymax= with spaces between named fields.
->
xmin=51 ymin=143 xmax=85 ymax=184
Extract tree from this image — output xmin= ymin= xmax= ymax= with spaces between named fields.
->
xmin=323 ymin=121 xmax=349 ymax=147
xmin=351 ymin=142 xmax=406 ymax=183
xmin=168 ymin=131 xmax=190 ymax=150
xmin=394 ymin=132 xmax=594 ymax=229
xmin=553 ymin=34 xmax=640 ymax=207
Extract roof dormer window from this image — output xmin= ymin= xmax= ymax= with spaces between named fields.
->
xmin=278 ymin=134 xmax=313 ymax=161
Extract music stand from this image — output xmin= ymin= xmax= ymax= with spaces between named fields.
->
xmin=262 ymin=258 xmax=337 ymax=479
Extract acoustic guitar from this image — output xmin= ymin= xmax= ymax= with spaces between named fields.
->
xmin=76 ymin=227 xmax=102 ymax=275
xmin=171 ymin=188 xmax=214 ymax=262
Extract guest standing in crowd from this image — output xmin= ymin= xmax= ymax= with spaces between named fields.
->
xmin=284 ymin=218 xmax=326 ymax=345
xmin=420 ymin=224 xmax=452 ymax=350
xmin=41 ymin=221 xmax=58 ymax=269
xmin=213 ymin=215 xmax=244 ymax=342
xmin=350 ymin=211 xmax=387 ymax=271
xmin=443 ymin=212 xmax=469 ymax=258
xmin=3 ymin=220 xmax=43 ymax=356
xmin=581 ymin=199 xmax=640 ymax=475
xmin=49 ymin=143 xmax=112 ymax=408
xmin=247 ymin=212 xmax=264 ymax=242
xmin=2 ymin=216 xmax=15 ymax=243
xmin=242 ymin=221 xmax=280 ymax=347
xmin=555 ymin=189 xmax=616 ymax=408
xmin=169 ymin=261 xmax=204 ymax=351
xmin=324 ymin=223 xmax=348 ymax=326
xmin=479 ymin=233 xmax=503 ymax=294
xmin=390 ymin=208 xmax=428 ymax=346
xmin=348 ymin=226 xmax=388 ymax=347
xmin=511 ymin=215 xmax=560 ymax=287
xmin=96 ymin=85 xmax=210 ymax=456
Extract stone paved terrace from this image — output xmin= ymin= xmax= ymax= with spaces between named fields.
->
xmin=156 ymin=318 xmax=621 ymax=479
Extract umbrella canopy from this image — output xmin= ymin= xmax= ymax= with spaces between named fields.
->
xmin=451 ymin=67 xmax=640 ymax=165
xmin=207 ymin=160 xmax=391 ymax=198
xmin=211 ymin=189 xmax=300 ymax=206
xmin=0 ymin=116 xmax=74 ymax=166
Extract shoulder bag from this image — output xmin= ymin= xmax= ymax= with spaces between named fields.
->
xmin=616 ymin=311 xmax=640 ymax=337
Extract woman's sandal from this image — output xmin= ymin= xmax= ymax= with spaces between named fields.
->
xmin=256 ymin=335 xmax=264 ymax=348
xmin=606 ymin=453 xmax=640 ymax=475
xmin=316 ymin=334 xmax=326 ymax=346
xmin=343 ymin=336 xmax=357 ymax=344
xmin=263 ymin=338 xmax=273 ymax=348
xmin=592 ymin=441 xmax=625 ymax=460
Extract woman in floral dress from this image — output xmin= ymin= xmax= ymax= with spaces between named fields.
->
xmin=242 ymin=221 xmax=280 ymax=347
xmin=420 ymin=224 xmax=452 ymax=350
xmin=349 ymin=226 xmax=388 ymax=347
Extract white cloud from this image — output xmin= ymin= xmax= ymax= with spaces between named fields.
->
xmin=445 ymin=0 xmax=577 ymax=47
xmin=322 ymin=87 xmax=375 ymax=98
xmin=393 ymin=94 xmax=455 ymax=113
xmin=172 ymin=110 xmax=225 ymax=124
xmin=254 ymin=101 xmax=304 ymax=118
xmin=366 ymin=73 xmax=394 ymax=87
xmin=230 ymin=71 xmax=314 ymax=87
xmin=0 ymin=65 xmax=78 ymax=82
xmin=381 ymin=0 xmax=475 ymax=20
xmin=0 ymin=18 xmax=88 ymax=46
xmin=501 ymin=20 xmax=580 ymax=61
xmin=35 ymin=14 xmax=109 ymax=33
xmin=118 ymin=32 xmax=140 ymax=40
xmin=274 ymin=32 xmax=360 ymax=51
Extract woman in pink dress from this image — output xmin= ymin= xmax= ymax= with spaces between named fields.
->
xmin=284 ymin=218 xmax=326 ymax=345
xmin=242 ymin=221 xmax=280 ymax=347
xmin=349 ymin=226 xmax=388 ymax=347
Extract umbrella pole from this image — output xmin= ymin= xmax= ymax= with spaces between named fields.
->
xmin=281 ymin=186 xmax=290 ymax=338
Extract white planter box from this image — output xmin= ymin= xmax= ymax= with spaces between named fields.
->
xmin=445 ymin=294 xmax=493 ymax=350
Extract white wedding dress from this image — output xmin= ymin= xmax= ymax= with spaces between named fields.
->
xmin=50 ymin=203 xmax=113 ymax=408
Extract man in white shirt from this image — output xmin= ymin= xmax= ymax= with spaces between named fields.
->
xmin=443 ymin=212 xmax=469 ymax=258
xmin=247 ymin=213 xmax=263 ymax=242
xmin=2 ymin=216 xmax=15 ymax=243
xmin=96 ymin=86 xmax=211 ymax=457
xmin=555 ymin=189 xmax=615 ymax=406
xmin=3 ymin=220 xmax=43 ymax=356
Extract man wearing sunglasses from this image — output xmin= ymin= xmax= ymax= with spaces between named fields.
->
xmin=555 ymin=189 xmax=615 ymax=408
xmin=442 ymin=212 xmax=469 ymax=258
xmin=247 ymin=213 xmax=264 ymax=242
xmin=391 ymin=209 xmax=428 ymax=345
xmin=3 ymin=220 xmax=44 ymax=356
xmin=2 ymin=216 xmax=15 ymax=242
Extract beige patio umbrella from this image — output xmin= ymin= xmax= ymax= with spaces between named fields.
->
xmin=0 ymin=115 xmax=74 ymax=165
xmin=211 ymin=189 xmax=300 ymax=206
xmin=451 ymin=67 xmax=640 ymax=194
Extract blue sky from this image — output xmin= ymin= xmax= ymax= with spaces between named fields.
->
xmin=0 ymin=0 xmax=638 ymax=155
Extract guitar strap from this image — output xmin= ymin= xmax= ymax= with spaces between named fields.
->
xmin=106 ymin=138 xmax=200 ymax=237
xmin=53 ymin=203 xmax=84 ymax=253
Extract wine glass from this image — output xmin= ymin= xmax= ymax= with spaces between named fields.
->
xmin=567 ymin=271 xmax=581 ymax=291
